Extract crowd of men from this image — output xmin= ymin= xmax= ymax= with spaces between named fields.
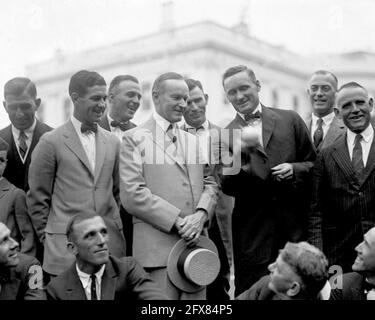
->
xmin=1 ymin=65 xmax=375 ymax=301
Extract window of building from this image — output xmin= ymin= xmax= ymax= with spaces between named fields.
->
xmin=63 ymin=97 xmax=72 ymax=121
xmin=141 ymin=81 xmax=151 ymax=110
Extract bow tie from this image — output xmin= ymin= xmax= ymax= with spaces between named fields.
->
xmin=81 ymin=123 xmax=98 ymax=134
xmin=244 ymin=111 xmax=262 ymax=122
xmin=187 ymin=126 xmax=204 ymax=133
xmin=364 ymin=281 xmax=375 ymax=293
xmin=111 ymin=120 xmax=129 ymax=131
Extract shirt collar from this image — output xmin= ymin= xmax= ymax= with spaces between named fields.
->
xmin=312 ymin=111 xmax=335 ymax=125
xmin=75 ymin=263 xmax=106 ymax=286
xmin=185 ymin=120 xmax=209 ymax=131
xmin=238 ymin=103 xmax=262 ymax=122
xmin=153 ymin=112 xmax=177 ymax=133
xmin=11 ymin=118 xmax=37 ymax=138
xmin=347 ymin=124 xmax=374 ymax=146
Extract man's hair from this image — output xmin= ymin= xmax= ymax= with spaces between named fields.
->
xmin=222 ymin=65 xmax=257 ymax=86
xmin=66 ymin=213 xmax=103 ymax=243
xmin=108 ymin=75 xmax=139 ymax=94
xmin=4 ymin=77 xmax=37 ymax=99
xmin=337 ymin=81 xmax=366 ymax=93
xmin=185 ymin=78 xmax=204 ymax=93
xmin=68 ymin=70 xmax=106 ymax=97
xmin=280 ymin=242 xmax=329 ymax=299
xmin=151 ymin=72 xmax=185 ymax=95
xmin=311 ymin=70 xmax=338 ymax=90
xmin=0 ymin=137 xmax=9 ymax=152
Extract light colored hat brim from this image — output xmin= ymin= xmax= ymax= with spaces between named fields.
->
xmin=167 ymin=236 xmax=219 ymax=293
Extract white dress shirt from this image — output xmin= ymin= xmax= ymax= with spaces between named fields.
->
xmin=238 ymin=103 xmax=263 ymax=147
xmin=347 ymin=124 xmax=374 ymax=167
xmin=71 ymin=116 xmax=96 ymax=171
xmin=11 ymin=118 xmax=37 ymax=163
xmin=311 ymin=111 xmax=335 ymax=141
xmin=184 ymin=119 xmax=210 ymax=161
xmin=76 ymin=264 xmax=105 ymax=300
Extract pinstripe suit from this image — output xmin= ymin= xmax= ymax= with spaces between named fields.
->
xmin=308 ymin=130 xmax=375 ymax=272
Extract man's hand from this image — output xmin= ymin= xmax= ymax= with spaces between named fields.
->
xmin=177 ymin=210 xmax=208 ymax=247
xmin=271 ymin=163 xmax=294 ymax=181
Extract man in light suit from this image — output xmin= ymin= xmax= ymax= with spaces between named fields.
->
xmin=99 ymin=74 xmax=142 ymax=256
xmin=306 ymin=70 xmax=345 ymax=152
xmin=120 ymin=72 xmax=218 ymax=299
xmin=220 ymin=65 xmax=316 ymax=296
xmin=309 ymin=82 xmax=375 ymax=273
xmin=27 ymin=70 xmax=126 ymax=277
xmin=1 ymin=77 xmax=52 ymax=192
xmin=181 ymin=78 xmax=233 ymax=300
xmin=47 ymin=214 xmax=167 ymax=300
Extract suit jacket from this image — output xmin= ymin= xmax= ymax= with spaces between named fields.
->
xmin=236 ymin=275 xmax=280 ymax=300
xmin=27 ymin=120 xmax=126 ymax=275
xmin=308 ymin=131 xmax=375 ymax=271
xmin=120 ymin=116 xmax=218 ymax=267
xmin=0 ymin=120 xmax=53 ymax=191
xmin=99 ymin=115 xmax=136 ymax=132
xmin=220 ymin=105 xmax=316 ymax=296
xmin=46 ymin=256 xmax=168 ymax=300
xmin=330 ymin=272 xmax=367 ymax=300
xmin=0 ymin=178 xmax=36 ymax=256
xmin=306 ymin=114 xmax=346 ymax=152
xmin=0 ymin=253 xmax=46 ymax=300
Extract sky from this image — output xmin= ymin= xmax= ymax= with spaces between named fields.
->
xmin=0 ymin=0 xmax=374 ymax=127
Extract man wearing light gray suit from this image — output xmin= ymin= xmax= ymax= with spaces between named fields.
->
xmin=306 ymin=70 xmax=346 ymax=152
xmin=120 ymin=72 xmax=218 ymax=299
xmin=27 ymin=70 xmax=126 ymax=277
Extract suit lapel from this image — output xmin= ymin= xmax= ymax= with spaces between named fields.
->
xmin=65 ymin=264 xmax=88 ymax=300
xmin=63 ymin=121 xmax=94 ymax=177
xmin=0 ymin=178 xmax=10 ymax=200
xmin=321 ymin=116 xmax=345 ymax=150
xmin=94 ymin=128 xmax=106 ymax=184
xmin=331 ymin=134 xmax=359 ymax=187
xmin=261 ymin=105 xmax=275 ymax=149
xmin=100 ymin=259 xmax=118 ymax=300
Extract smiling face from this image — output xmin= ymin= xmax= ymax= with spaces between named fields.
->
xmin=72 ymin=85 xmax=107 ymax=125
xmin=308 ymin=73 xmax=337 ymax=117
xmin=3 ymin=92 xmax=40 ymax=130
xmin=335 ymin=86 xmax=373 ymax=134
xmin=68 ymin=216 xmax=109 ymax=274
xmin=223 ymin=70 xmax=261 ymax=115
xmin=352 ymin=228 xmax=375 ymax=274
xmin=108 ymin=80 xmax=142 ymax=122
xmin=183 ymin=86 xmax=208 ymax=128
xmin=0 ymin=223 xmax=19 ymax=268
xmin=153 ymin=79 xmax=189 ymax=123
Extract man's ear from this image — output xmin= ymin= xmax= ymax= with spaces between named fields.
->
xmin=255 ymin=80 xmax=261 ymax=92
xmin=287 ymin=281 xmax=301 ymax=297
xmin=204 ymin=94 xmax=209 ymax=104
xmin=67 ymin=241 xmax=78 ymax=256
xmin=3 ymin=101 xmax=7 ymax=112
xmin=334 ymin=106 xmax=341 ymax=118
xmin=35 ymin=98 xmax=41 ymax=110
xmin=369 ymin=97 xmax=373 ymax=113
xmin=71 ymin=92 xmax=79 ymax=105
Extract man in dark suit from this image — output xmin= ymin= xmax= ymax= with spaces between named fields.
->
xmin=237 ymin=242 xmax=329 ymax=300
xmin=99 ymin=75 xmax=142 ymax=256
xmin=27 ymin=70 xmax=126 ymax=277
xmin=220 ymin=65 xmax=316 ymax=296
xmin=46 ymin=214 xmax=167 ymax=300
xmin=309 ymin=82 xmax=375 ymax=273
xmin=0 ymin=222 xmax=45 ymax=300
xmin=306 ymin=70 xmax=345 ymax=152
xmin=181 ymin=78 xmax=233 ymax=300
xmin=330 ymin=227 xmax=375 ymax=300
xmin=1 ymin=77 xmax=52 ymax=192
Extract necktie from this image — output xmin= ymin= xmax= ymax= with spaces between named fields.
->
xmin=111 ymin=120 xmax=130 ymax=131
xmin=81 ymin=123 xmax=98 ymax=134
xmin=167 ymin=124 xmax=177 ymax=144
xmin=352 ymin=134 xmax=364 ymax=176
xmin=187 ymin=126 xmax=204 ymax=135
xmin=18 ymin=130 xmax=28 ymax=159
xmin=313 ymin=118 xmax=324 ymax=148
xmin=90 ymin=274 xmax=98 ymax=300
xmin=244 ymin=111 xmax=261 ymax=123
